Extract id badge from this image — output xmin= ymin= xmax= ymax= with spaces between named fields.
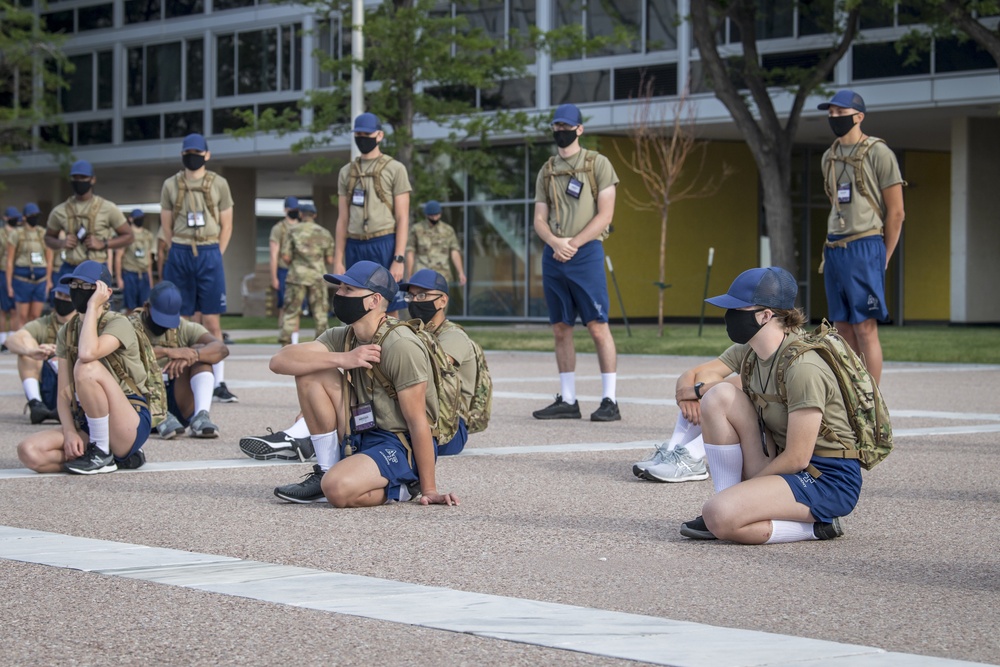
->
xmin=162 ymin=372 xmax=170 ymax=385
xmin=135 ymin=248 xmax=146 ymax=258
xmin=30 ymin=251 xmax=43 ymax=265
xmin=351 ymin=188 xmax=366 ymax=207
xmin=837 ymin=182 xmax=852 ymax=204
xmin=566 ymin=177 xmax=583 ymax=200
xmin=76 ymin=227 xmax=87 ymax=240
xmin=351 ymin=402 xmax=377 ymax=432
xmin=187 ymin=211 xmax=206 ymax=228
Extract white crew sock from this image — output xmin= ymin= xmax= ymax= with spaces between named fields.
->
xmin=559 ymin=372 xmax=576 ymax=404
xmin=683 ymin=434 xmax=706 ymax=460
xmin=285 ymin=417 xmax=310 ymax=439
xmin=601 ymin=373 xmax=617 ymax=402
xmin=23 ymin=378 xmax=42 ymax=402
xmin=766 ymin=520 xmax=819 ymax=544
xmin=703 ymin=443 xmax=744 ymax=494
xmin=312 ymin=430 xmax=340 ymax=472
xmin=0 ymin=332 xmax=7 ymax=345
xmin=86 ymin=414 xmax=110 ymax=454
xmin=213 ymin=361 xmax=225 ymax=387
xmin=291 ymin=331 xmax=300 ymax=345
xmin=667 ymin=414 xmax=702 ymax=449
xmin=190 ymin=370 xmax=214 ymax=415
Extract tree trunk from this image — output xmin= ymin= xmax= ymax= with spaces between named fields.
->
xmin=758 ymin=155 xmax=797 ymax=275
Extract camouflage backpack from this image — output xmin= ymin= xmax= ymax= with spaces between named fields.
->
xmin=740 ymin=322 xmax=893 ymax=470
xmin=347 ymin=319 xmax=463 ymax=445
xmin=437 ymin=320 xmax=493 ymax=434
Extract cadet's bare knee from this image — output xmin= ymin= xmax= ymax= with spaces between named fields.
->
xmin=321 ymin=471 xmax=351 ymax=508
xmin=17 ymin=439 xmax=43 ymax=472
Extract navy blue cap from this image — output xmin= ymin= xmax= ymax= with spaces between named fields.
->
xmin=706 ymin=267 xmax=798 ymax=310
xmin=53 ymin=283 xmax=71 ymax=297
xmin=148 ymin=281 xmax=182 ymax=329
xmin=423 ymin=200 xmax=442 ymax=216
xmin=353 ymin=113 xmax=382 ymax=133
xmin=70 ymin=160 xmax=94 ymax=177
xmin=59 ymin=260 xmax=114 ymax=287
xmin=817 ymin=89 xmax=866 ymax=113
xmin=23 ymin=203 xmax=40 ymax=216
xmin=284 ymin=196 xmax=299 ymax=209
xmin=4 ymin=206 xmax=20 ymax=218
xmin=399 ymin=269 xmax=449 ymax=296
xmin=552 ymin=103 xmax=582 ymax=126
xmin=324 ymin=260 xmax=397 ymax=302
xmin=299 ymin=203 xmax=317 ymax=214
xmin=182 ymin=133 xmax=208 ymax=152
xmin=130 ymin=209 xmax=144 ymax=219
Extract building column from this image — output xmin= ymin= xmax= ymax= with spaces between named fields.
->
xmin=219 ymin=166 xmax=257 ymax=315
xmin=950 ymin=116 xmax=1000 ymax=324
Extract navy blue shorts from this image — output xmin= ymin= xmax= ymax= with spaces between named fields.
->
xmin=343 ymin=427 xmax=435 ymax=502
xmin=165 ymin=379 xmax=192 ymax=427
xmin=542 ymin=240 xmax=610 ymax=326
xmin=438 ymin=418 xmax=468 ymax=456
xmin=78 ymin=395 xmax=152 ymax=461
xmin=13 ymin=267 xmax=47 ymax=303
xmin=163 ymin=243 xmax=227 ymax=315
xmin=122 ymin=270 xmax=151 ymax=311
xmin=824 ymin=235 xmax=888 ymax=324
xmin=780 ymin=455 xmax=863 ymax=523
xmin=345 ymin=234 xmax=406 ymax=311
xmin=41 ymin=361 xmax=59 ymax=411
xmin=0 ymin=271 xmax=13 ymax=311
xmin=53 ymin=261 xmax=75 ymax=287
xmin=275 ymin=267 xmax=289 ymax=309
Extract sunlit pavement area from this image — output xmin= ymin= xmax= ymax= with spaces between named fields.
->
xmin=1 ymin=342 xmax=997 ymax=666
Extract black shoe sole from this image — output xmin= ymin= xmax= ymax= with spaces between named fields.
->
xmin=532 ymin=412 xmax=581 ymax=420
xmin=240 ymin=438 xmax=300 ymax=461
xmin=273 ymin=489 xmax=327 ymax=504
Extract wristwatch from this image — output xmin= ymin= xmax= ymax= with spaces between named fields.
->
xmin=392 ymin=255 xmax=405 ymax=263
xmin=693 ymin=382 xmax=705 ymax=400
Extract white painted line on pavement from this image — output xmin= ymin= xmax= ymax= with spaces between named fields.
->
xmin=0 ymin=458 xmax=293 ymax=480
xmin=0 ymin=525 xmax=979 ymax=667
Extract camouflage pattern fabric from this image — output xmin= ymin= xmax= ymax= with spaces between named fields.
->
xmin=280 ymin=281 xmax=329 ymax=344
xmin=281 ymin=221 xmax=335 ymax=286
xmin=406 ymin=219 xmax=460 ymax=276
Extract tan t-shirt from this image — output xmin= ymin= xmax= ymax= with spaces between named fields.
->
xmin=159 ymin=170 xmax=234 ymax=243
xmin=316 ymin=321 xmax=438 ymax=434
xmin=24 ymin=313 xmax=67 ymax=346
xmin=534 ymin=148 xmax=619 ymax=239
xmin=337 ymin=156 xmax=412 ymax=236
xmin=56 ymin=311 xmax=148 ymax=397
xmin=46 ymin=196 xmax=127 ymax=265
xmin=435 ymin=320 xmax=477 ymax=416
xmin=143 ymin=317 xmax=209 ymax=369
xmin=120 ymin=227 xmax=155 ymax=273
xmin=719 ymin=342 xmax=751 ymax=373
xmin=8 ymin=226 xmax=48 ymax=268
xmin=822 ymin=137 xmax=904 ymax=236
xmin=269 ymin=219 xmax=295 ymax=269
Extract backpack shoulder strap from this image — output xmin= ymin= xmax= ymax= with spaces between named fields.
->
xmin=86 ymin=195 xmax=103 ymax=237
xmin=346 ymin=157 xmax=364 ymax=198
xmin=172 ymin=171 xmax=186 ymax=214
xmin=201 ymin=171 xmax=219 ymax=225
xmin=583 ymin=149 xmax=599 ymax=203
xmin=370 ymin=155 xmax=393 ymax=208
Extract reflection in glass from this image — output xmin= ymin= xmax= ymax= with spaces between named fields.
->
xmin=468 ymin=203 xmax=527 ymax=318
xmin=469 ymin=145 xmax=525 ymax=202
xmin=97 ymin=51 xmax=113 ymax=109
xmin=78 ymin=4 xmax=113 ymax=32
xmin=646 ymin=0 xmax=677 ymax=51
xmin=187 ymin=39 xmax=204 ymax=100
xmin=217 ymin=35 xmax=235 ymax=97
xmin=165 ymin=111 xmax=203 ymax=138
xmin=551 ymin=71 xmax=611 ymax=104
xmin=589 ymin=0 xmax=641 ymax=55
xmin=124 ymin=115 xmax=161 ymax=142
xmin=62 ymin=54 xmax=92 ymax=113
xmin=147 ymin=43 xmax=182 ymax=104
xmin=238 ymin=29 xmax=278 ymax=94
xmin=77 ymin=120 xmax=112 ymax=145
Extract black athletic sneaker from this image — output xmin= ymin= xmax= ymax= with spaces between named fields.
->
xmin=26 ymin=399 xmax=51 ymax=425
xmin=679 ymin=515 xmax=717 ymax=540
xmin=213 ymin=382 xmax=238 ymax=403
xmin=532 ymin=394 xmax=581 ymax=420
xmin=240 ymin=428 xmax=315 ymax=461
xmin=273 ymin=464 xmax=327 ymax=503
xmin=64 ymin=443 xmax=117 ymax=475
xmin=590 ymin=397 xmax=621 ymax=422
xmin=813 ymin=517 xmax=844 ymax=540
xmin=117 ymin=449 xmax=146 ymax=470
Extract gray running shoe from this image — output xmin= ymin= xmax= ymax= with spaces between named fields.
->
xmin=189 ymin=410 xmax=219 ymax=438
xmin=640 ymin=445 xmax=710 ymax=483
xmin=240 ymin=428 xmax=315 ymax=461
xmin=64 ymin=442 xmax=117 ymax=475
xmin=274 ymin=464 xmax=327 ymax=503
xmin=632 ymin=442 xmax=673 ymax=477
xmin=156 ymin=412 xmax=185 ymax=440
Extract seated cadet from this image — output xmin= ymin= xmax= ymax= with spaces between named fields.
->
xmin=16 ymin=261 xmax=151 ymax=474
xmin=136 ymin=281 xmax=229 ymax=439
xmin=399 ymin=269 xmax=474 ymax=456
xmin=5 ymin=283 xmax=77 ymax=424
xmin=269 ymin=260 xmax=458 ymax=507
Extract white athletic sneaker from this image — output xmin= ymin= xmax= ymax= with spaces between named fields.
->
xmin=640 ymin=445 xmax=710 ymax=483
xmin=632 ymin=442 xmax=672 ymax=478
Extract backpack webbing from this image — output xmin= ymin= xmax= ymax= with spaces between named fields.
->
xmin=543 ymin=149 xmax=600 ymax=234
xmin=172 ymin=170 xmax=219 ymax=235
xmin=435 ymin=320 xmax=492 ymax=434
xmin=346 ymin=155 xmax=393 ymax=209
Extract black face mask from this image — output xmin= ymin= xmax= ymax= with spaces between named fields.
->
xmin=724 ymin=308 xmax=767 ymax=345
xmin=70 ymin=287 xmax=93 ymax=314
xmin=53 ymin=298 xmax=76 ymax=317
xmin=144 ymin=312 xmax=170 ymax=338
xmin=553 ymin=129 xmax=578 ymax=149
xmin=333 ymin=293 xmax=372 ymax=325
xmin=828 ymin=114 xmax=858 ymax=138
xmin=133 ymin=219 xmax=144 ymax=228
xmin=287 ymin=210 xmax=300 ymax=221
xmin=71 ymin=180 xmax=93 ymax=196
xmin=408 ymin=299 xmax=440 ymax=325
xmin=182 ymin=153 xmax=206 ymax=171
xmin=25 ymin=215 xmax=39 ymax=227
xmin=355 ymin=136 xmax=378 ymax=155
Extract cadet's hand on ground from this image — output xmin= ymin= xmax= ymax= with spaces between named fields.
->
xmin=420 ymin=492 xmax=459 ymax=506
xmin=344 ymin=343 xmax=380 ymax=369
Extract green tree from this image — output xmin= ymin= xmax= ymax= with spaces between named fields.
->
xmin=894 ymin=1 xmax=1000 ymax=71
xmin=689 ymin=0 xmax=862 ymax=274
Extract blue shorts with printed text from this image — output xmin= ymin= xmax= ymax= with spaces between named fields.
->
xmin=0 ymin=271 xmax=13 ymax=311
xmin=780 ymin=455 xmax=863 ymax=523
xmin=13 ymin=267 xmax=48 ymax=303
xmin=542 ymin=240 xmax=610 ymax=326
xmin=78 ymin=394 xmax=152 ymax=461
xmin=163 ymin=243 xmax=227 ymax=315
xmin=343 ymin=427 xmax=435 ymax=502
xmin=122 ymin=270 xmax=152 ymax=311
xmin=345 ymin=234 xmax=406 ymax=311
xmin=824 ymin=235 xmax=888 ymax=324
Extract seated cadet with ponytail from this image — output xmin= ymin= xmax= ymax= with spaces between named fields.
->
xmin=16 ymin=261 xmax=150 ymax=474
xmin=680 ymin=267 xmax=860 ymax=544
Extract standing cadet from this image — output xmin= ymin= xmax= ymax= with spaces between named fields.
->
xmin=115 ymin=209 xmax=155 ymax=311
xmin=279 ymin=203 xmax=334 ymax=345
xmin=1 ymin=206 xmax=22 ymax=343
xmin=405 ymin=200 xmax=466 ymax=287
xmin=531 ymin=103 xmax=622 ymax=423
xmin=271 ymin=196 xmax=300 ymax=345
xmin=158 ymin=133 xmax=237 ymax=402
xmin=332 ymin=113 xmax=410 ymax=311
xmin=44 ymin=160 xmax=134 ymax=283
xmin=8 ymin=203 xmax=53 ymax=328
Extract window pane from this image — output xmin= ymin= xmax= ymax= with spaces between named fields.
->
xmin=97 ymin=51 xmax=113 ymax=109
xmin=467 ymin=203 xmax=528 ymax=317
xmin=281 ymin=24 xmax=301 ymax=91
xmin=214 ymin=0 xmax=255 ymax=9
xmin=126 ymin=0 xmax=161 ymax=24
xmin=212 ymin=106 xmax=250 ymax=134
xmin=613 ymin=64 xmax=676 ymax=100
xmin=165 ymin=111 xmax=203 ymax=138
xmin=76 ymin=119 xmax=112 ymax=145
xmin=510 ymin=0 xmax=536 ymax=60
xmin=124 ymin=114 xmax=161 ymax=141
xmin=44 ymin=10 xmax=74 ymax=34
xmin=755 ymin=0 xmax=793 ymax=39
xmin=554 ymin=0 xmax=584 ymax=60
xmin=646 ymin=0 xmax=677 ymax=51
xmin=798 ymin=0 xmax=834 ymax=36
xmin=935 ymin=36 xmax=996 ymax=73
xmin=187 ymin=38 xmax=204 ymax=100
xmin=762 ymin=49 xmax=831 ymax=85
xmin=860 ymin=4 xmax=893 ymax=29
xmin=551 ymin=70 xmax=611 ymax=104
xmin=853 ymin=42 xmax=930 ymax=79
xmin=217 ymin=34 xmax=235 ymax=97
xmin=481 ymin=77 xmax=536 ymax=110
xmin=40 ymin=124 xmax=71 ymax=147
xmin=127 ymin=47 xmax=144 ymax=105
xmin=459 ymin=0 xmax=505 ymax=42
xmin=146 ymin=42 xmax=182 ymax=104
xmin=588 ymin=0 xmax=641 ymax=56
xmin=166 ymin=0 xmax=203 ymax=18
xmin=238 ymin=29 xmax=278 ymax=94
xmin=469 ymin=145 xmax=525 ymax=202
xmin=78 ymin=4 xmax=113 ymax=32
xmin=62 ymin=54 xmax=93 ymax=112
